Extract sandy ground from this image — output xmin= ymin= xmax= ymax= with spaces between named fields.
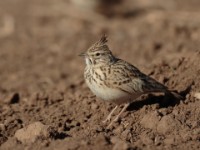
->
xmin=0 ymin=0 xmax=200 ymax=149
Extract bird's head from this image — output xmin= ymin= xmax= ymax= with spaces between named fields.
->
xmin=79 ymin=35 xmax=115 ymax=66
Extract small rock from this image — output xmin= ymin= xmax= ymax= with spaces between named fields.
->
xmin=95 ymin=134 xmax=109 ymax=146
xmin=172 ymin=109 xmax=179 ymax=116
xmin=14 ymin=122 xmax=49 ymax=144
xmin=111 ymin=137 xmax=129 ymax=150
xmin=151 ymin=103 xmax=160 ymax=110
xmin=164 ymin=137 xmax=175 ymax=145
xmin=140 ymin=111 xmax=161 ymax=130
xmin=158 ymin=108 xmax=169 ymax=115
xmin=140 ymin=133 xmax=153 ymax=145
xmin=194 ymin=92 xmax=200 ymax=100
xmin=181 ymin=132 xmax=192 ymax=142
xmin=0 ymin=124 xmax=6 ymax=131
xmin=0 ymin=138 xmax=17 ymax=149
xmin=157 ymin=115 xmax=178 ymax=134
xmin=113 ymin=126 xmax=123 ymax=135
xmin=91 ymin=103 xmax=99 ymax=110
xmin=121 ymin=129 xmax=130 ymax=139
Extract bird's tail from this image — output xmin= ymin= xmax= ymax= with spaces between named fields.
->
xmin=166 ymin=90 xmax=184 ymax=100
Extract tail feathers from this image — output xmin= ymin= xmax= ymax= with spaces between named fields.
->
xmin=166 ymin=91 xmax=184 ymax=100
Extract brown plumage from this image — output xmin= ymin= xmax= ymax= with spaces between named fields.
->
xmin=80 ymin=35 xmax=182 ymax=127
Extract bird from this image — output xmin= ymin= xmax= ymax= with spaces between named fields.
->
xmin=79 ymin=35 xmax=182 ymax=127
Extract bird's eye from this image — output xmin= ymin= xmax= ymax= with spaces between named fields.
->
xmin=96 ymin=53 xmax=100 ymax=56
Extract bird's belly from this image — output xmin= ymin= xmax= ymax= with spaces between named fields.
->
xmin=86 ymin=81 xmax=138 ymax=104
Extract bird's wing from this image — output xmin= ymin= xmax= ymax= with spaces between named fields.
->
xmin=104 ymin=59 xmax=168 ymax=94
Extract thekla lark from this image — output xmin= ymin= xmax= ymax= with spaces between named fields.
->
xmin=79 ymin=35 xmax=182 ymax=127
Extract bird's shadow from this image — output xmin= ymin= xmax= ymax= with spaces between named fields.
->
xmin=127 ymin=84 xmax=192 ymax=111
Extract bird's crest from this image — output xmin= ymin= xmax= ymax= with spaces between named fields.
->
xmin=88 ymin=35 xmax=110 ymax=52
xmin=99 ymin=34 xmax=108 ymax=45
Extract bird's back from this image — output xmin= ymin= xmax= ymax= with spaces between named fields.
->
xmin=109 ymin=59 xmax=168 ymax=94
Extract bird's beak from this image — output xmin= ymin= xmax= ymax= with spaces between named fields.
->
xmin=79 ymin=52 xmax=87 ymax=57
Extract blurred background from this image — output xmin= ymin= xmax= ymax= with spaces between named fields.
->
xmin=0 ymin=0 xmax=200 ymax=149
xmin=0 ymin=0 xmax=199 ymax=94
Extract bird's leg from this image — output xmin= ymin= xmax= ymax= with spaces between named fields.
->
xmin=102 ymin=105 xmax=118 ymax=123
xmin=107 ymin=103 xmax=129 ymax=128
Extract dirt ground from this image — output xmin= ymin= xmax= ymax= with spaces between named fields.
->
xmin=0 ymin=0 xmax=200 ymax=149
